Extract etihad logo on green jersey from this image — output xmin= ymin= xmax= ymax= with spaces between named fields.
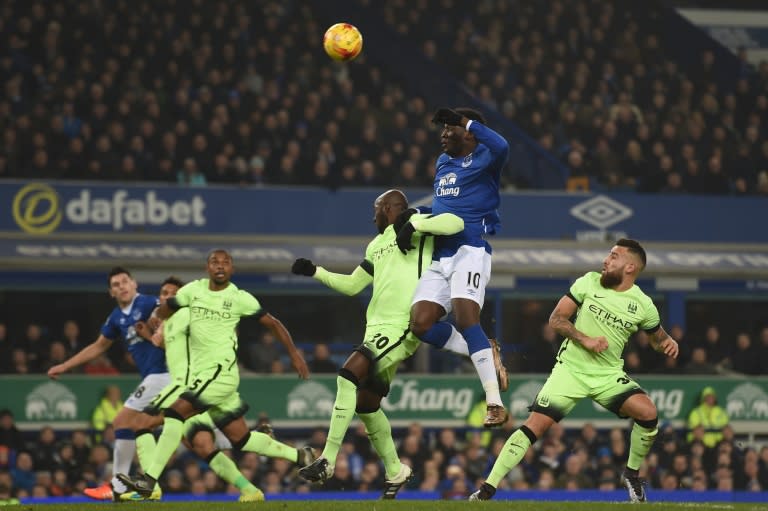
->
xmin=370 ymin=241 xmax=398 ymax=262
xmin=588 ymin=304 xmax=633 ymax=329
xmin=190 ymin=306 xmax=232 ymax=321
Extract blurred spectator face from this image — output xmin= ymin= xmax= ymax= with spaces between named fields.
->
xmin=661 ymin=473 xmax=679 ymax=490
xmin=62 ymin=320 xmax=79 ymax=340
xmin=17 ymin=452 xmax=33 ymax=471
xmin=48 ymin=342 xmax=67 ymax=364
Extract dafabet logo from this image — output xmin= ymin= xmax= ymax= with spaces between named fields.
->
xmin=12 ymin=183 xmax=62 ymax=234
xmin=11 ymin=184 xmax=207 ymax=233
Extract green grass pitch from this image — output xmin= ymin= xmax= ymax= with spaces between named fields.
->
xmin=19 ymin=502 xmax=766 ymax=511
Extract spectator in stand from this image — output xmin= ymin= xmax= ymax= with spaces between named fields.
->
xmin=700 ymin=325 xmax=729 ymax=367
xmin=0 ymin=323 xmax=10 ymax=373
xmin=60 ymin=320 xmax=85 ymax=359
xmin=686 ymin=386 xmax=729 ymax=448
xmin=684 ymin=347 xmax=719 ymax=375
xmin=16 ymin=323 xmax=48 ymax=372
xmin=91 ymin=385 xmax=123 ymax=439
xmin=307 ymin=343 xmax=338 ymax=374
xmin=32 ymin=427 xmax=59 ymax=473
xmin=723 ymin=332 xmax=761 ymax=375
xmin=10 ymin=452 xmax=35 ymax=493
xmin=0 ymin=410 xmax=25 ymax=452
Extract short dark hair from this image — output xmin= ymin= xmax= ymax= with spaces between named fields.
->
xmin=161 ymin=276 xmax=184 ymax=289
xmin=616 ymin=238 xmax=647 ymax=269
xmin=207 ymin=249 xmax=232 ymax=263
xmin=107 ymin=266 xmax=132 ymax=285
xmin=454 ymin=107 xmax=486 ymax=124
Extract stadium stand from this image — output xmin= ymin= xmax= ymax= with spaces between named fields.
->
xmin=1 ymin=0 xmax=767 ymax=501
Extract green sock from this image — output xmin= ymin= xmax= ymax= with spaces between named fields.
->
xmin=359 ymin=409 xmax=400 ymax=479
xmin=147 ymin=417 xmax=184 ymax=480
xmin=209 ymin=451 xmax=259 ymax=494
xmin=486 ymin=428 xmax=532 ymax=487
xmin=627 ymin=422 xmax=658 ymax=470
xmin=135 ymin=431 xmax=156 ymax=472
xmin=321 ymin=376 xmax=358 ymax=466
xmin=241 ymin=431 xmax=298 ymax=462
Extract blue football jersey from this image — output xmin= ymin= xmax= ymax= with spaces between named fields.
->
xmin=430 ymin=120 xmax=509 ymax=258
xmin=100 ymin=293 xmax=167 ymax=378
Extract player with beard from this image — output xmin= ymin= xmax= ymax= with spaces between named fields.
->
xmin=470 ymin=239 xmax=679 ymax=503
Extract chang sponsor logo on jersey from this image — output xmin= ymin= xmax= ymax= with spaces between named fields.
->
xmin=11 ymin=184 xmax=207 ymax=233
xmin=25 ymin=381 xmax=77 ymax=420
xmin=436 ymin=172 xmax=461 ymax=197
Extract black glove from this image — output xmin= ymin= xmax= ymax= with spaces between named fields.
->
xmin=393 ymin=207 xmax=418 ymax=233
xmin=431 ymin=107 xmax=463 ymax=126
xmin=396 ymin=222 xmax=416 ymax=254
xmin=291 ymin=258 xmax=316 ymax=276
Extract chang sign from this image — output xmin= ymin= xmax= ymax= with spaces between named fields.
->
xmin=11 ymin=184 xmax=207 ymax=233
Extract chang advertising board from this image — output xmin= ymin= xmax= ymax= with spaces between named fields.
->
xmin=9 ymin=183 xmax=206 ymax=234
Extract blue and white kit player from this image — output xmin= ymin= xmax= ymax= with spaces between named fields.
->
xmin=48 ymin=266 xmax=170 ymax=500
xmin=395 ymin=107 xmax=511 ymax=427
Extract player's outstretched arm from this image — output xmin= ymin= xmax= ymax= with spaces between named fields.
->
xmin=258 ymin=313 xmax=310 ymax=379
xmin=411 ymin=213 xmax=464 ymax=235
xmin=292 ymin=258 xmax=373 ymax=296
xmin=549 ymin=295 xmax=608 ymax=353
xmin=47 ymin=335 xmax=113 ymax=379
xmin=649 ymin=326 xmax=679 ymax=358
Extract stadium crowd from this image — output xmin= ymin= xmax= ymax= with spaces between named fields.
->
xmin=0 ymin=0 xmax=767 ymax=192
xmin=2 ymin=403 xmax=767 ymax=498
xmin=2 ymin=319 xmax=768 ymax=377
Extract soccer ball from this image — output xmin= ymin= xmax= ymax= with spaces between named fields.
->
xmin=323 ymin=23 xmax=363 ymax=61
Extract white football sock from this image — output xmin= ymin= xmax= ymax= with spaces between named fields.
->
xmin=111 ymin=439 xmax=135 ymax=492
xmin=471 ymin=348 xmax=502 ymax=405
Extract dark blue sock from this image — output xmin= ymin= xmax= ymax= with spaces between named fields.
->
xmin=419 ymin=322 xmax=452 ymax=348
xmin=115 ymin=428 xmax=135 ymax=440
xmin=462 ymin=323 xmax=490 ymax=354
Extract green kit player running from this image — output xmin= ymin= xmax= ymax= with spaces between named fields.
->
xmin=119 ymin=250 xmax=315 ymax=500
xmin=292 ymin=189 xmax=466 ymax=498
xmin=132 ymin=277 xmax=268 ymax=502
xmin=470 ymin=239 xmax=679 ymax=503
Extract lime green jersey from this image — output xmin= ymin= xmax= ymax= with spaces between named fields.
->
xmin=557 ymin=271 xmax=660 ymax=374
xmin=174 ymin=278 xmax=261 ymax=370
xmin=162 ymin=308 xmax=191 ymax=385
xmin=363 ymin=225 xmax=433 ymax=326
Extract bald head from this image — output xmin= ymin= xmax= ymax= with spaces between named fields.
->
xmin=373 ymin=189 xmax=409 ymax=233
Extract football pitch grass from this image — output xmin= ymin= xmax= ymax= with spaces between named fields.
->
xmin=24 ymin=502 xmax=767 ymax=511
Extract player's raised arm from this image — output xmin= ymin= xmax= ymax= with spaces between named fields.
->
xmin=291 ymin=257 xmax=373 ymax=296
xmin=258 ymin=312 xmax=310 ymax=379
xmin=47 ymin=334 xmax=113 ymax=379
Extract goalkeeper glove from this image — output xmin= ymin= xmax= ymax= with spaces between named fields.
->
xmin=393 ymin=207 xmax=418 ymax=233
xmin=396 ymin=222 xmax=416 ymax=254
xmin=431 ymin=107 xmax=463 ymax=126
xmin=291 ymin=258 xmax=317 ymax=276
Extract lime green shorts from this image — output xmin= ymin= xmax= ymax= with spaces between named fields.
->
xmin=355 ymin=324 xmax=420 ymax=396
xmin=180 ymin=363 xmax=248 ymax=427
xmin=531 ymin=362 xmax=646 ymax=421
xmin=144 ymin=378 xmax=186 ymax=415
